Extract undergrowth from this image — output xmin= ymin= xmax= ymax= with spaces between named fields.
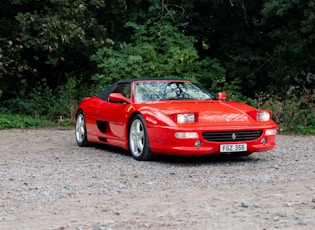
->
xmin=247 ymin=73 xmax=315 ymax=134
xmin=0 ymin=113 xmax=53 ymax=129
xmin=0 ymin=75 xmax=314 ymax=134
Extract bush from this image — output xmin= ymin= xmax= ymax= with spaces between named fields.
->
xmin=0 ymin=113 xmax=53 ymax=129
xmin=248 ymin=83 xmax=315 ymax=134
xmin=91 ymin=20 xmax=225 ymax=90
xmin=0 ymin=76 xmax=95 ymax=129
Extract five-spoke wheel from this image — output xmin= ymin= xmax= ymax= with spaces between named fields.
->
xmin=129 ymin=114 xmax=154 ymax=161
xmin=75 ymin=111 xmax=89 ymax=147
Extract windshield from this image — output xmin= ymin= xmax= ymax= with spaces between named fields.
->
xmin=134 ymin=81 xmax=216 ymax=103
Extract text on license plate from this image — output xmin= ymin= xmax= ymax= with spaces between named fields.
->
xmin=220 ymin=144 xmax=247 ymax=152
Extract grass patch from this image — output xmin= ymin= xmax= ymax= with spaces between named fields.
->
xmin=0 ymin=113 xmax=58 ymax=129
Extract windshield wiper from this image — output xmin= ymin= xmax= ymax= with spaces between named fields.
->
xmin=159 ymin=97 xmax=198 ymax=101
xmin=159 ymin=98 xmax=180 ymax=101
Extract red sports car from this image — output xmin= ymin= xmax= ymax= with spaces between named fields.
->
xmin=75 ymin=78 xmax=278 ymax=161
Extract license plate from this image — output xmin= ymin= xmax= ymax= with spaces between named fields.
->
xmin=220 ymin=144 xmax=247 ymax=152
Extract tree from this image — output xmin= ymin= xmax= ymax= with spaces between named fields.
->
xmin=254 ymin=0 xmax=315 ymax=94
xmin=91 ymin=17 xmax=225 ymax=92
xmin=1 ymin=0 xmax=314 ymax=122
xmin=0 ymin=0 xmax=109 ymax=100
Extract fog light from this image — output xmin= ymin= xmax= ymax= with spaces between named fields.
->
xmin=194 ymin=140 xmax=201 ymax=148
xmin=175 ymin=132 xmax=199 ymax=139
xmin=261 ymin=138 xmax=267 ymax=145
xmin=265 ymin=129 xmax=277 ymax=136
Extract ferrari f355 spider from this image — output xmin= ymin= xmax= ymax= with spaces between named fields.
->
xmin=75 ymin=78 xmax=278 ymax=160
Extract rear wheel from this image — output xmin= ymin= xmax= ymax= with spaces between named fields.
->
xmin=129 ymin=114 xmax=154 ymax=161
xmin=75 ymin=111 xmax=89 ymax=147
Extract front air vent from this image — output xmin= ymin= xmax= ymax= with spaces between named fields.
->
xmin=202 ymin=130 xmax=262 ymax=142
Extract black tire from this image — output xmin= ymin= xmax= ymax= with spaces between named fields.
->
xmin=75 ymin=111 xmax=89 ymax=147
xmin=129 ymin=114 xmax=154 ymax=161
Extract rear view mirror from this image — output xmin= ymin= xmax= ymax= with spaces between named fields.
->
xmin=108 ymin=93 xmax=130 ymax=103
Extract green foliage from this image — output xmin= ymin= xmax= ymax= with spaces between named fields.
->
xmin=91 ymin=19 xmax=225 ymax=91
xmin=20 ymin=79 xmax=55 ymax=117
xmin=2 ymin=77 xmax=90 ymax=124
xmin=248 ymin=73 xmax=315 ymax=134
xmin=1 ymin=0 xmax=314 ymax=133
xmin=1 ymin=0 xmax=108 ymax=100
xmin=251 ymin=0 xmax=315 ymax=97
xmin=0 ymin=113 xmax=53 ymax=129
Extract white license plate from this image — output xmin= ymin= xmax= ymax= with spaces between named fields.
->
xmin=220 ymin=144 xmax=247 ymax=152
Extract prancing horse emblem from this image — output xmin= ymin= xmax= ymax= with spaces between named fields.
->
xmin=232 ymin=133 xmax=237 ymax=140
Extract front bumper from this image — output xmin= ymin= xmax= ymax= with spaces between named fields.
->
xmin=147 ymin=125 xmax=277 ymax=155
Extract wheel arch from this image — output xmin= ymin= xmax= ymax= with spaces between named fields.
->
xmin=74 ymin=108 xmax=83 ymax=120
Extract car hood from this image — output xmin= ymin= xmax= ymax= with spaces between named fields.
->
xmin=139 ymin=100 xmax=260 ymax=125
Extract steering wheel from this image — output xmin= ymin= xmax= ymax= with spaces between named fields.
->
xmin=164 ymin=82 xmax=183 ymax=98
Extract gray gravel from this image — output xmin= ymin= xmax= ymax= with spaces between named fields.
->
xmin=0 ymin=128 xmax=314 ymax=230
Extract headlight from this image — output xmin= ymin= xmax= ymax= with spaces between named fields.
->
xmin=257 ymin=111 xmax=270 ymax=121
xmin=177 ymin=113 xmax=196 ymax=123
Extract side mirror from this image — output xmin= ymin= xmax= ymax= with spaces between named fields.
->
xmin=218 ymin=92 xmax=227 ymax=100
xmin=108 ymin=93 xmax=130 ymax=103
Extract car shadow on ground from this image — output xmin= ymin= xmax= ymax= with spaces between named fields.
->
xmin=155 ymin=153 xmax=259 ymax=165
xmin=91 ymin=143 xmax=265 ymax=166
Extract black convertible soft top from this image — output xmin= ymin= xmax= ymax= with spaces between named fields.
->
xmin=97 ymin=78 xmax=181 ymax=101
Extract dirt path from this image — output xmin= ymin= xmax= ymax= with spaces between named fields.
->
xmin=0 ymin=128 xmax=314 ymax=229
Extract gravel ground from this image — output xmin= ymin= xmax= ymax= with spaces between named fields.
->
xmin=0 ymin=128 xmax=314 ymax=230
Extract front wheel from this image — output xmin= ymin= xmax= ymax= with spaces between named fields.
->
xmin=75 ymin=111 xmax=89 ymax=147
xmin=129 ymin=114 xmax=154 ymax=161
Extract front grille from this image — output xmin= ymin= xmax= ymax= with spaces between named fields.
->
xmin=202 ymin=130 xmax=262 ymax=142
